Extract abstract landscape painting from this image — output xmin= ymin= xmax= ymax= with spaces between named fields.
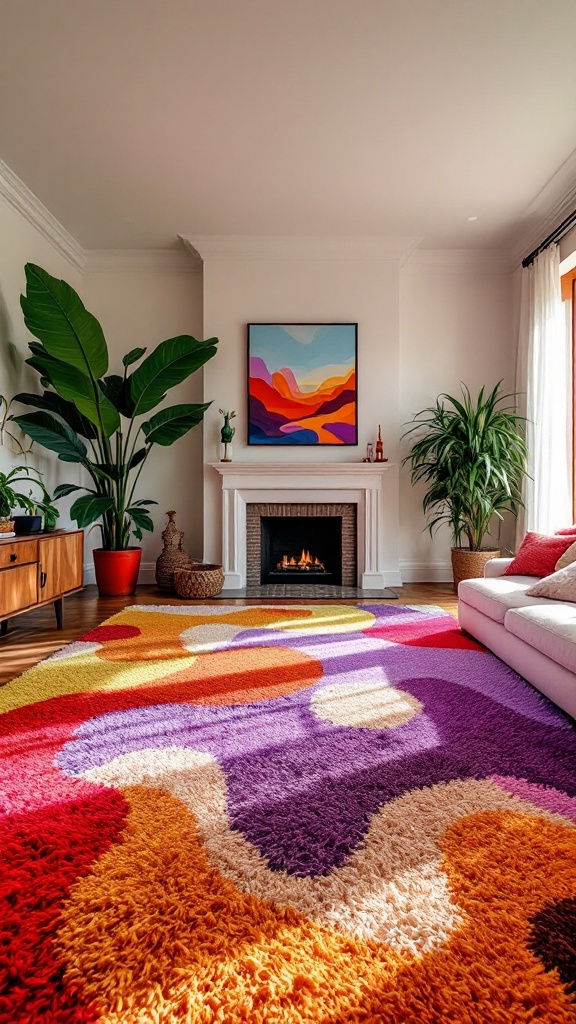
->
xmin=248 ymin=323 xmax=357 ymax=445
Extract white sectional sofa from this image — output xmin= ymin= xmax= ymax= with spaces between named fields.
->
xmin=458 ymin=558 xmax=576 ymax=720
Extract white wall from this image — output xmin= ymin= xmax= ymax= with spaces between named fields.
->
xmin=0 ymin=177 xmax=517 ymax=585
xmin=83 ymin=261 xmax=205 ymax=579
xmin=399 ymin=261 xmax=515 ymax=579
xmin=199 ymin=248 xmax=514 ymax=582
xmin=0 ymin=192 xmax=83 ymax=521
xmin=200 ymin=255 xmax=401 ymax=576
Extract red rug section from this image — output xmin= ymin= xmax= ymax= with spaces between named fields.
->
xmin=364 ymin=616 xmax=484 ymax=651
xmin=0 ymin=789 xmax=128 ymax=1023
xmin=79 ymin=624 xmax=142 ymax=642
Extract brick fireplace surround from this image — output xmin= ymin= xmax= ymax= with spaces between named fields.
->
xmin=246 ymin=503 xmax=357 ymax=586
xmin=209 ymin=462 xmax=399 ymax=590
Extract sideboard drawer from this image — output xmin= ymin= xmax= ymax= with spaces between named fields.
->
xmin=0 ymin=540 xmax=38 ymax=569
xmin=0 ymin=563 xmax=38 ymax=615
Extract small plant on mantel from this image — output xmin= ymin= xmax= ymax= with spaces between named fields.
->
xmin=11 ymin=263 xmax=219 ymax=596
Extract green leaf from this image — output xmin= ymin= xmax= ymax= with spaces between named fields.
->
xmin=122 ymin=347 xmax=147 ymax=368
xmin=13 ymin=390 xmax=98 ymax=439
xmin=99 ymin=375 xmax=123 ymax=407
xmin=127 ymin=507 xmax=154 ymax=532
xmin=70 ymin=494 xmax=114 ymax=528
xmin=11 ymin=411 xmax=88 ymax=463
xmin=53 ymin=483 xmax=87 ymax=499
xmin=130 ymin=498 xmax=158 ymax=507
xmin=128 ymin=336 xmax=218 ymax=416
xmin=127 ymin=447 xmax=148 ymax=471
xmin=92 ymin=463 xmax=120 ymax=483
xmin=25 ymin=347 xmax=120 ymax=437
xmin=99 ymin=375 xmax=134 ymax=418
xmin=21 ymin=263 xmax=109 ymax=379
xmin=141 ymin=402 xmax=212 ymax=446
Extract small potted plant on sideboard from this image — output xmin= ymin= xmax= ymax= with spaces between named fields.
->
xmin=0 ymin=466 xmax=41 ymax=534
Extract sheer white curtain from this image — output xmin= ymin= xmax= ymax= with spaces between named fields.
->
xmin=516 ymin=243 xmax=572 ymax=543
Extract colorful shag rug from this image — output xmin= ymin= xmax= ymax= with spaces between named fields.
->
xmin=1 ymin=603 xmax=576 ymax=1024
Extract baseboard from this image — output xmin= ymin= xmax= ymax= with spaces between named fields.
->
xmin=83 ymin=561 xmax=157 ymax=586
xmin=83 ymin=561 xmax=439 ymax=589
xmin=399 ymin=559 xmax=453 ymax=583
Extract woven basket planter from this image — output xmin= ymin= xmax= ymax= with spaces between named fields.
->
xmin=173 ymin=563 xmax=225 ymax=599
xmin=0 ymin=520 xmax=15 ymax=534
xmin=451 ymin=547 xmax=500 ymax=592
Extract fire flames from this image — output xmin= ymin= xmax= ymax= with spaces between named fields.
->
xmin=276 ymin=549 xmax=326 ymax=572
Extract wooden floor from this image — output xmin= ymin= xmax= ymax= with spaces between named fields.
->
xmin=0 ymin=582 xmax=458 ymax=687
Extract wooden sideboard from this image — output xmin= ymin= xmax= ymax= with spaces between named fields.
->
xmin=0 ymin=530 xmax=84 ymax=635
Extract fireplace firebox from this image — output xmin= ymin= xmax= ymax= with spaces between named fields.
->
xmin=260 ymin=516 xmax=342 ymax=585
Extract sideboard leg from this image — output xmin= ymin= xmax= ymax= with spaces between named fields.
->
xmin=54 ymin=599 xmax=63 ymax=630
xmin=0 ymin=619 xmax=8 ymax=636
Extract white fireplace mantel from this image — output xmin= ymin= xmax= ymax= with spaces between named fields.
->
xmin=209 ymin=462 xmax=400 ymax=589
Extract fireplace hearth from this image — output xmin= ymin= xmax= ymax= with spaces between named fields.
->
xmin=260 ymin=515 xmax=342 ymax=585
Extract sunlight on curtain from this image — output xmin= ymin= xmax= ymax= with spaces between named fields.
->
xmin=516 ymin=244 xmax=572 ymax=542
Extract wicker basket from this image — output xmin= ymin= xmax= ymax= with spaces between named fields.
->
xmin=173 ymin=563 xmax=225 ymax=599
xmin=451 ymin=547 xmax=500 ymax=591
xmin=0 ymin=520 xmax=15 ymax=534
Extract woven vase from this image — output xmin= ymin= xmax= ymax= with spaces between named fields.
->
xmin=451 ymin=547 xmax=500 ymax=592
xmin=155 ymin=511 xmax=191 ymax=592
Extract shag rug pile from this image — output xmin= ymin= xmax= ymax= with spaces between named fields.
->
xmin=1 ymin=602 xmax=576 ymax=1024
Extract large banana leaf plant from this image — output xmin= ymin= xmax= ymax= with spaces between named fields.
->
xmin=402 ymin=382 xmax=527 ymax=551
xmin=11 ymin=263 xmax=218 ymax=549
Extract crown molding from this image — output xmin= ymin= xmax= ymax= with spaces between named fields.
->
xmin=180 ymin=234 xmax=423 ymax=263
xmin=402 ymin=249 xmax=513 ymax=274
xmin=509 ymin=146 xmax=576 ymax=268
xmin=0 ymin=160 xmax=85 ymax=272
xmin=83 ymin=248 xmax=201 ymax=273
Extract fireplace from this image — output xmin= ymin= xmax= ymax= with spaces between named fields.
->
xmin=246 ymin=502 xmax=357 ymax=586
xmin=209 ymin=462 xmax=399 ymax=590
xmin=260 ymin=515 xmax=342 ymax=585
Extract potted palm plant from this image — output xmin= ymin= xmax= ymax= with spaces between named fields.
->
xmin=11 ymin=263 xmax=218 ymax=596
xmin=402 ymin=382 xmax=527 ymax=590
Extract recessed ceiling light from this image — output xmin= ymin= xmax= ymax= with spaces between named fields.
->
xmin=467 ymin=215 xmax=479 ymax=222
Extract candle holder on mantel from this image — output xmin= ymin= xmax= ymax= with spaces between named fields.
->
xmin=155 ymin=511 xmax=191 ymax=592
xmin=374 ymin=425 xmax=388 ymax=462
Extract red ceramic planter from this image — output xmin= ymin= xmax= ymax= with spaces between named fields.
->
xmin=93 ymin=547 xmax=142 ymax=597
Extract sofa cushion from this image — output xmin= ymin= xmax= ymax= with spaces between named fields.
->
xmin=555 ymin=540 xmax=576 ymax=571
xmin=504 ymin=532 xmax=576 ymax=577
xmin=504 ymin=603 xmax=576 ymax=674
xmin=458 ymin=576 xmax=551 ymax=624
xmin=526 ymin=560 xmax=576 ymax=601
xmin=484 ymin=557 xmax=515 ymax=578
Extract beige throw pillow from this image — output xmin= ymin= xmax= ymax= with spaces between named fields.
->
xmin=555 ymin=539 xmax=576 ymax=570
xmin=525 ymin=560 xmax=576 ymax=602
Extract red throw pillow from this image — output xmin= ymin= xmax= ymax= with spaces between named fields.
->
xmin=555 ymin=527 xmax=576 ymax=535
xmin=504 ymin=532 xmax=576 ymax=576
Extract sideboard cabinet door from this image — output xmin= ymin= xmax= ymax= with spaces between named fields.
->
xmin=39 ymin=533 xmax=84 ymax=601
xmin=0 ymin=563 xmax=38 ymax=616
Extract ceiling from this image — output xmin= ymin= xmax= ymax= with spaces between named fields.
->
xmin=1 ymin=0 xmax=576 ymax=254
